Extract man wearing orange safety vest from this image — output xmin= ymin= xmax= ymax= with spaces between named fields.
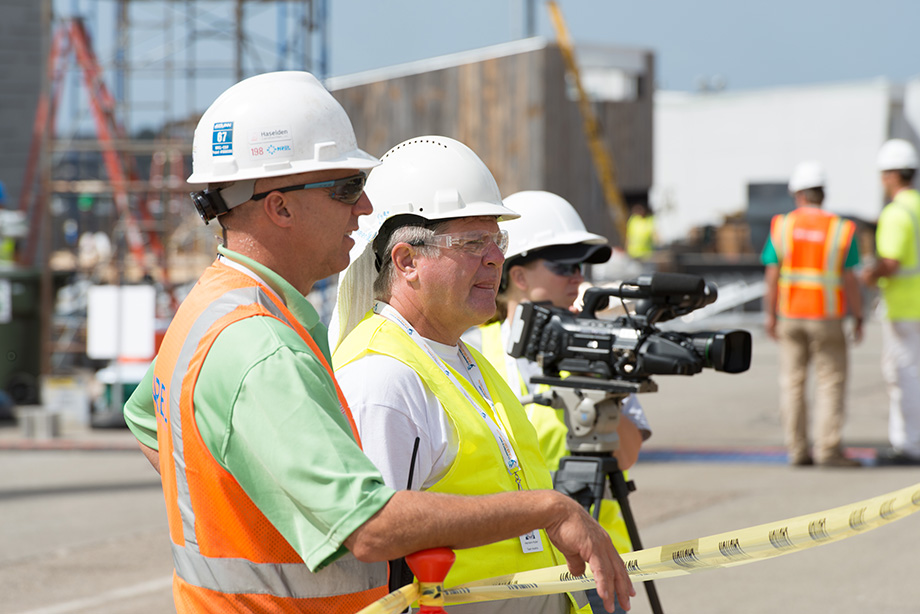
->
xmin=762 ymin=160 xmax=864 ymax=468
xmin=124 ymin=73 xmax=633 ymax=614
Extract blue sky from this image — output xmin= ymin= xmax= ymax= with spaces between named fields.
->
xmin=326 ymin=0 xmax=920 ymax=91
xmin=52 ymin=0 xmax=920 ymax=133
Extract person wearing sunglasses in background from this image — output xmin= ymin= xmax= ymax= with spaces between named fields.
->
xmin=330 ymin=137 xmax=633 ymax=614
xmin=123 ymin=77 xmax=633 ymax=613
xmin=465 ymin=191 xmax=651 ymax=614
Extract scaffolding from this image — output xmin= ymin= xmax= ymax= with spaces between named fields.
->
xmin=20 ymin=0 xmax=328 ymax=373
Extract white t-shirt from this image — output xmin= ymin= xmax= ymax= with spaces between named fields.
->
xmin=336 ymin=337 xmax=466 ymax=491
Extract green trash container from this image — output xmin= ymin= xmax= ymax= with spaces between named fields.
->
xmin=0 ymin=267 xmax=42 ymax=405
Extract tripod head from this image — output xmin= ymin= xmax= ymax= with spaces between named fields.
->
xmin=528 ymin=375 xmax=657 ymax=454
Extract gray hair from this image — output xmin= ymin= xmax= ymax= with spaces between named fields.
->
xmin=373 ymin=219 xmax=451 ymax=300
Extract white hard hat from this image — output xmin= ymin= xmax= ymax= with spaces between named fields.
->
xmin=187 ymin=71 xmax=379 ymax=220
xmin=788 ymin=160 xmax=826 ymax=193
xmin=877 ymin=138 xmax=919 ymax=171
xmin=501 ymin=191 xmax=611 ymax=264
xmin=329 ymin=136 xmax=518 ymax=350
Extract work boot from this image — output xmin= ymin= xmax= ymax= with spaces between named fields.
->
xmin=788 ymin=453 xmax=814 ymax=467
xmin=876 ymin=448 xmax=920 ymax=466
xmin=816 ymin=453 xmax=862 ymax=468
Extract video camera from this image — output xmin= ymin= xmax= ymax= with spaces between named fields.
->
xmin=507 ymin=272 xmax=751 ymax=610
xmin=506 ymin=272 xmax=752 ymax=390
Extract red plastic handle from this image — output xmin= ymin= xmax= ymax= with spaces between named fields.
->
xmin=405 ymin=548 xmax=456 ymax=614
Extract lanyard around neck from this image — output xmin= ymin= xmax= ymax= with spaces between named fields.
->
xmin=373 ymin=301 xmax=523 ymax=488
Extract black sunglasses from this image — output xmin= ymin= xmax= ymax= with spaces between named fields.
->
xmin=250 ymin=172 xmax=367 ymax=204
xmin=543 ymin=261 xmax=584 ymax=277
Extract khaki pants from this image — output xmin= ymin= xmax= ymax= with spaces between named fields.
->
xmin=777 ymin=318 xmax=848 ymax=462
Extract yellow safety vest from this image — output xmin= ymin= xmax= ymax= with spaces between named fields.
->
xmin=479 ymin=321 xmax=633 ymax=554
xmin=878 ymin=189 xmax=920 ymax=320
xmin=626 ymin=215 xmax=655 ymax=260
xmin=335 ymin=313 xmax=584 ymax=611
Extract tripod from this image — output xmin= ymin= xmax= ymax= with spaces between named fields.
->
xmin=531 ymin=378 xmax=664 ymax=614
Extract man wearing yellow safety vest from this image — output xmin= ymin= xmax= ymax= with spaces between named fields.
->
xmin=123 ymin=77 xmax=633 ymax=613
xmin=625 ymin=202 xmax=656 ymax=263
xmin=762 ymin=161 xmax=864 ymax=468
xmin=860 ymin=138 xmax=920 ymax=466
xmin=465 ymin=190 xmax=651 ymax=614
xmin=330 ymin=137 xmax=632 ymax=614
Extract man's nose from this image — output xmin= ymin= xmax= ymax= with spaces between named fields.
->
xmin=483 ymin=240 xmax=505 ymax=266
xmin=353 ymin=192 xmax=373 ymax=217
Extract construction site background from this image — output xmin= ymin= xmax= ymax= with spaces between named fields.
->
xmin=0 ymin=0 xmax=898 ymax=427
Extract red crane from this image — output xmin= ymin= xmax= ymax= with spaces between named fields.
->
xmin=17 ymin=17 xmax=178 ymax=302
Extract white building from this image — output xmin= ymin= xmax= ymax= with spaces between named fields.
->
xmin=652 ymin=78 xmax=920 ymax=247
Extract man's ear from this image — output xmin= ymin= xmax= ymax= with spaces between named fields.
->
xmin=262 ymin=192 xmax=294 ymax=228
xmin=508 ymin=265 xmax=529 ymax=292
xmin=392 ymin=243 xmax=420 ymax=282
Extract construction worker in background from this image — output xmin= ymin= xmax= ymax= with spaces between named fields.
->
xmin=467 ymin=190 xmax=651 ymax=614
xmin=860 ymin=138 xmax=920 ymax=466
xmin=625 ymin=202 xmax=656 ymax=263
xmin=123 ymin=76 xmax=633 ymax=613
xmin=330 ymin=137 xmax=633 ymax=614
xmin=762 ymin=161 xmax=863 ymax=468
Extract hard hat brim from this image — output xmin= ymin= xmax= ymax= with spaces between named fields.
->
xmin=508 ymin=242 xmax=612 ymax=267
xmin=188 ymin=148 xmax=380 ymax=184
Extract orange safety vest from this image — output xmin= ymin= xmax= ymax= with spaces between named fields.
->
xmin=153 ymin=259 xmax=387 ymax=613
xmin=770 ymin=207 xmax=855 ymax=319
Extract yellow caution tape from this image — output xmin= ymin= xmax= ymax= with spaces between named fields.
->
xmin=359 ymin=481 xmax=920 ymax=612
xmin=356 ymin=583 xmax=418 ymax=614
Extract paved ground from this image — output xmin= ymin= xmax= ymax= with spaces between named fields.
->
xmin=1 ymin=317 xmax=918 ymax=614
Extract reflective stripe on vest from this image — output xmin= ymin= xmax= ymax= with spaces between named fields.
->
xmin=171 ymin=541 xmax=380 ymax=597
xmin=772 ymin=209 xmax=854 ymax=318
xmin=156 ymin=261 xmax=385 ymax=608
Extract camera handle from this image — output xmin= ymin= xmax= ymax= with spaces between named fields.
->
xmin=534 ymin=387 xmax=665 ymax=614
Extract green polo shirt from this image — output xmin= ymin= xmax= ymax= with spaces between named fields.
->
xmin=876 ymin=188 xmax=920 ymax=320
xmin=123 ymin=245 xmax=394 ymax=571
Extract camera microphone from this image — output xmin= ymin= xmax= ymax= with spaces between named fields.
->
xmin=643 ymin=273 xmax=705 ymax=298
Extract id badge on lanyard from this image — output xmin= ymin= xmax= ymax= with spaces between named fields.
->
xmin=374 ymin=302 xmax=544 ymax=554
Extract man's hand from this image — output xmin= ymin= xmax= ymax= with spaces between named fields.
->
xmin=765 ymin=313 xmax=778 ymax=340
xmin=852 ymin=317 xmax=864 ymax=344
xmin=860 ymin=257 xmax=900 ymax=287
xmin=544 ymin=493 xmax=635 ymax=612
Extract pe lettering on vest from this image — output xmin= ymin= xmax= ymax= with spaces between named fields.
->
xmin=520 ymin=530 xmax=544 ymax=553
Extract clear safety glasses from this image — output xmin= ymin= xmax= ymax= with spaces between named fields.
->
xmin=250 ymin=172 xmax=367 ymax=204
xmin=418 ymin=229 xmax=509 ymax=256
xmin=543 ymin=261 xmax=584 ymax=277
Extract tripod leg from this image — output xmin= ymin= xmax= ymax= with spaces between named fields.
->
xmin=607 ymin=464 xmax=665 ymax=614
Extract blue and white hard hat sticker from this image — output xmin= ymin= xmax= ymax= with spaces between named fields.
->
xmin=211 ymin=122 xmax=234 ymax=157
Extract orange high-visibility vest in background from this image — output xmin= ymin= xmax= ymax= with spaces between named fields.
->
xmin=770 ymin=207 xmax=856 ymax=319
xmin=154 ymin=260 xmax=386 ymax=613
